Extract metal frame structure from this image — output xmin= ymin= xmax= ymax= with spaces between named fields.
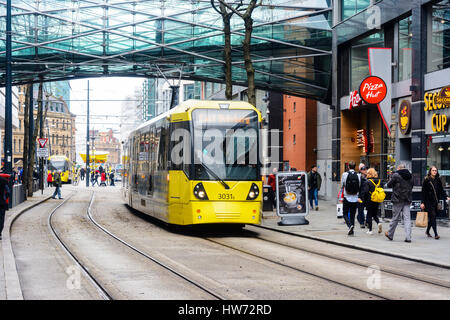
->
xmin=0 ymin=0 xmax=332 ymax=99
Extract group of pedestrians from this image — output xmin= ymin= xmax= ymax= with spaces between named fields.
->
xmin=340 ymin=161 xmax=450 ymax=242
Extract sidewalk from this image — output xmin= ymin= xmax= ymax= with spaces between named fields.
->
xmin=261 ymin=199 xmax=450 ymax=268
xmin=0 ymin=187 xmax=55 ymax=300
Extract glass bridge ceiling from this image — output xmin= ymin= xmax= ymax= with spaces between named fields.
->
xmin=0 ymin=0 xmax=332 ymax=100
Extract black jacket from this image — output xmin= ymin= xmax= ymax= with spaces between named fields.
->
xmin=0 ymin=177 xmax=10 ymax=210
xmin=421 ymin=175 xmax=446 ymax=212
xmin=360 ymin=177 xmax=380 ymax=205
xmin=386 ymin=169 xmax=414 ymax=203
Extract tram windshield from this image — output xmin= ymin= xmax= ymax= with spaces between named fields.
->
xmin=191 ymin=108 xmax=259 ymax=181
xmin=48 ymin=159 xmax=69 ymax=171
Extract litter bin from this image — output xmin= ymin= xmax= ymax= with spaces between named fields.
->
xmin=263 ymin=185 xmax=274 ymax=211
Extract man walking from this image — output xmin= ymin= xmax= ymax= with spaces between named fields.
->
xmin=385 ymin=163 xmax=414 ymax=242
xmin=341 ymin=161 xmax=361 ymax=235
xmin=357 ymin=164 xmax=368 ymax=228
xmin=307 ymin=165 xmax=322 ymax=211
xmin=52 ymin=170 xmax=63 ymax=199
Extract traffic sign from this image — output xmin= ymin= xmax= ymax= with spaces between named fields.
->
xmin=37 ymin=148 xmax=49 ymax=158
xmin=37 ymin=138 xmax=48 ymax=148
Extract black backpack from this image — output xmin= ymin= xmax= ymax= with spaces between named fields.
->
xmin=345 ymin=171 xmax=360 ymax=195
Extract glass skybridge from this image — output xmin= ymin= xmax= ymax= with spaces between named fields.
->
xmin=0 ymin=0 xmax=332 ymax=100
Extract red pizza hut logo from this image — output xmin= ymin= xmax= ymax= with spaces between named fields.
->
xmin=349 ymin=91 xmax=362 ymax=110
xmin=359 ymin=76 xmax=387 ymax=105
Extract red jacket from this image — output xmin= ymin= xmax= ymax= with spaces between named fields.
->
xmin=101 ymin=172 xmax=106 ymax=182
xmin=47 ymin=173 xmax=53 ymax=182
xmin=268 ymin=174 xmax=276 ymax=191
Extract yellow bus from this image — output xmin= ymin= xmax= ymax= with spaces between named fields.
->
xmin=122 ymin=100 xmax=262 ymax=226
xmin=48 ymin=155 xmax=73 ymax=183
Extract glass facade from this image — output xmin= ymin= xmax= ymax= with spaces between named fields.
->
xmin=428 ymin=0 xmax=450 ymax=72
xmin=350 ymin=31 xmax=384 ymax=91
xmin=0 ymin=0 xmax=333 ymax=100
xmin=341 ymin=0 xmax=371 ymax=21
xmin=398 ymin=16 xmax=412 ymax=81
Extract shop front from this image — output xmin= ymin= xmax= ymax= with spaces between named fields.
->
xmin=424 ymin=85 xmax=450 ymax=217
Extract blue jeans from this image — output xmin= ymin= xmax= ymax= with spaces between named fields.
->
xmin=357 ymin=201 xmax=366 ymax=225
xmin=52 ymin=186 xmax=61 ymax=199
xmin=309 ymin=188 xmax=318 ymax=207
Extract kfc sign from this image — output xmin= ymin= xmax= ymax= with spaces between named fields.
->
xmin=359 ymin=76 xmax=387 ymax=105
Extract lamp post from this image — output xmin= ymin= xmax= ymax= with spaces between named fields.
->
xmin=86 ymin=80 xmax=90 ymax=187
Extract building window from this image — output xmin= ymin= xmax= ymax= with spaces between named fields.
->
xmin=288 ymin=119 xmax=291 ymax=129
xmin=293 ymin=134 xmax=296 ymax=145
xmin=428 ymin=0 xmax=450 ymax=72
xmin=293 ymin=102 xmax=296 ymax=113
xmin=350 ymin=30 xmax=384 ymax=90
xmin=19 ymin=140 xmax=21 ymax=153
xmin=398 ymin=16 xmax=412 ymax=81
xmin=341 ymin=0 xmax=372 ymax=21
xmin=183 ymin=84 xmax=194 ymax=101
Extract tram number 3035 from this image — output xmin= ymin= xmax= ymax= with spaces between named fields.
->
xmin=218 ymin=193 xmax=235 ymax=200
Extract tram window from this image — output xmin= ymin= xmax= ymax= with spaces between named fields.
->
xmin=169 ymin=121 xmax=191 ymax=172
xmin=158 ymin=125 xmax=169 ymax=171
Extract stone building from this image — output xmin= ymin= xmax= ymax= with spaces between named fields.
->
xmin=90 ymin=129 xmax=121 ymax=165
xmin=2 ymin=85 xmax=76 ymax=165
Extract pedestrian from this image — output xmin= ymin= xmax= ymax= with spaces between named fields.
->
xmin=100 ymin=172 xmax=107 ymax=186
xmin=52 ymin=170 xmax=63 ymax=199
xmin=384 ymin=163 xmax=414 ymax=242
xmin=0 ymin=174 xmax=10 ymax=240
xmin=360 ymin=168 xmax=383 ymax=235
xmin=340 ymin=161 xmax=362 ymax=236
xmin=267 ymin=168 xmax=277 ymax=209
xmin=47 ymin=171 xmax=53 ymax=188
xmin=80 ymin=167 xmax=85 ymax=181
xmin=357 ymin=163 xmax=368 ymax=228
xmin=109 ymin=171 xmax=115 ymax=186
xmin=307 ymin=164 xmax=322 ymax=211
xmin=420 ymin=166 xmax=450 ymax=240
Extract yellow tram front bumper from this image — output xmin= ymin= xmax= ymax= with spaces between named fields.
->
xmin=184 ymin=200 xmax=261 ymax=225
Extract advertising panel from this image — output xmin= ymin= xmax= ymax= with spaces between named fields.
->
xmin=275 ymin=172 xmax=309 ymax=225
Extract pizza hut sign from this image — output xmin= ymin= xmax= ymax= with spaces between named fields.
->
xmin=349 ymin=90 xmax=362 ymax=110
xmin=359 ymin=76 xmax=387 ymax=105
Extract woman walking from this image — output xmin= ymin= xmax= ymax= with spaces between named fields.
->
xmin=360 ymin=168 xmax=382 ymax=235
xmin=47 ymin=171 xmax=53 ymax=188
xmin=420 ymin=166 xmax=449 ymax=240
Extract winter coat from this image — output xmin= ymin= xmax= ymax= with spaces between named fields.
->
xmin=421 ymin=175 xmax=446 ymax=214
xmin=386 ymin=169 xmax=414 ymax=203
xmin=360 ymin=177 xmax=379 ymax=205
xmin=267 ymin=174 xmax=276 ymax=191
xmin=53 ymin=172 xmax=62 ymax=187
xmin=0 ymin=177 xmax=10 ymax=210
xmin=47 ymin=173 xmax=53 ymax=183
xmin=307 ymin=171 xmax=322 ymax=190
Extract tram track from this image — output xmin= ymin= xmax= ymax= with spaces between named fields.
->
xmin=85 ymin=192 xmax=228 ymax=300
xmin=245 ymin=225 xmax=450 ymax=290
xmin=200 ymin=229 xmax=450 ymax=300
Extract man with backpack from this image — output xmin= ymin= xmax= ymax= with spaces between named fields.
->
xmin=384 ymin=163 xmax=414 ymax=242
xmin=340 ymin=161 xmax=361 ymax=236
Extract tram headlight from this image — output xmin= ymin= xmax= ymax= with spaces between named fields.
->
xmin=194 ymin=183 xmax=209 ymax=200
xmin=246 ymin=183 xmax=260 ymax=200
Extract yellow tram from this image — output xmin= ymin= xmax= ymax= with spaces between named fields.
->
xmin=48 ymin=155 xmax=73 ymax=183
xmin=122 ymin=100 xmax=262 ymax=225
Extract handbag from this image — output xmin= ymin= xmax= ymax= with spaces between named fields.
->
xmin=415 ymin=211 xmax=428 ymax=227
xmin=429 ymin=180 xmax=443 ymax=211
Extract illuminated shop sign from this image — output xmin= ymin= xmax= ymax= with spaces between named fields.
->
xmin=424 ymin=86 xmax=450 ymax=133
xmin=399 ymin=100 xmax=411 ymax=135
xmin=359 ymin=76 xmax=387 ymax=105
xmin=349 ymin=91 xmax=362 ymax=110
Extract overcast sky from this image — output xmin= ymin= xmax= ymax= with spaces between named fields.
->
xmin=69 ymin=77 xmax=145 ymax=162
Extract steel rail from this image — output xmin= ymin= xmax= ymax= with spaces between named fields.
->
xmin=243 ymin=226 xmax=450 ymax=290
xmin=47 ymin=192 xmax=113 ymax=300
xmin=86 ymin=192 xmax=226 ymax=300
